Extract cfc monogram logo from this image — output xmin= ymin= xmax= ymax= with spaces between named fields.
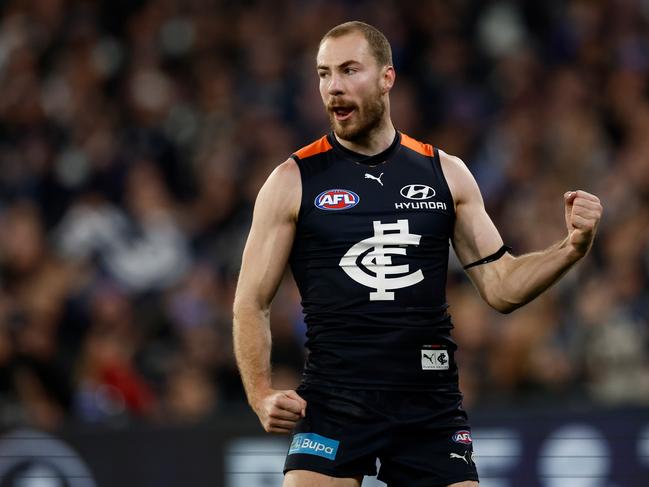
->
xmin=339 ymin=219 xmax=424 ymax=301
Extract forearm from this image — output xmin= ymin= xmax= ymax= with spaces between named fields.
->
xmin=232 ymin=304 xmax=273 ymax=408
xmin=486 ymin=237 xmax=580 ymax=313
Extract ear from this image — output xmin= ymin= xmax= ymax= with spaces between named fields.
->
xmin=381 ymin=66 xmax=395 ymax=94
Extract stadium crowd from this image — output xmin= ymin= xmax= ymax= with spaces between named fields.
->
xmin=0 ymin=0 xmax=647 ymax=430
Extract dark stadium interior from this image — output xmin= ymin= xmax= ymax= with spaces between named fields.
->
xmin=0 ymin=0 xmax=647 ymax=439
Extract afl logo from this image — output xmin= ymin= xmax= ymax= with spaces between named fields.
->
xmin=315 ymin=189 xmax=360 ymax=211
xmin=452 ymin=430 xmax=473 ymax=445
xmin=400 ymin=184 xmax=436 ymax=200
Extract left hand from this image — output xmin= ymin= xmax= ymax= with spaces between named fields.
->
xmin=564 ymin=190 xmax=603 ymax=258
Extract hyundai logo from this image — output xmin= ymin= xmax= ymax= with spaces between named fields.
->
xmin=400 ymin=184 xmax=436 ymax=200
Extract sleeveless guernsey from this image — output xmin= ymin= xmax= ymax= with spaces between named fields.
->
xmin=289 ymin=131 xmax=458 ymax=391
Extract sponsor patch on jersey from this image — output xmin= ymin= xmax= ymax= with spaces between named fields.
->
xmin=452 ymin=430 xmax=473 ymax=445
xmin=421 ymin=348 xmax=449 ymax=370
xmin=288 ymin=433 xmax=339 ymax=460
xmin=314 ymin=189 xmax=359 ymax=211
xmin=395 ymin=201 xmax=448 ymax=211
xmin=396 ymin=184 xmax=448 ymax=211
xmin=400 ymin=184 xmax=436 ymax=200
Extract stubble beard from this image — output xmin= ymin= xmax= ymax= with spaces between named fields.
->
xmin=328 ymin=92 xmax=386 ymax=143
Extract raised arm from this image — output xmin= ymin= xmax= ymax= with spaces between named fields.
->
xmin=440 ymin=150 xmax=602 ymax=313
xmin=233 ymin=158 xmax=307 ymax=433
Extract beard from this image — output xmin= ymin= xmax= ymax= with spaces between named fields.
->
xmin=327 ymin=89 xmax=386 ymax=142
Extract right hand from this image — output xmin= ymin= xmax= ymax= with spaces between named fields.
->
xmin=252 ymin=389 xmax=307 ymax=434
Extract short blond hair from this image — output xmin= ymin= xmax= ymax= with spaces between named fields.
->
xmin=320 ymin=21 xmax=393 ymax=67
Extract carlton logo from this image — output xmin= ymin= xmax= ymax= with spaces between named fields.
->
xmin=452 ymin=430 xmax=473 ymax=445
xmin=314 ymin=189 xmax=359 ymax=211
xmin=400 ymin=184 xmax=436 ymax=200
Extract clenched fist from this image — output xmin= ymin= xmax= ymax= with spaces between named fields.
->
xmin=252 ymin=389 xmax=307 ymax=434
xmin=564 ymin=190 xmax=603 ymax=258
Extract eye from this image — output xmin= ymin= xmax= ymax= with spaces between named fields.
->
xmin=344 ymin=67 xmax=357 ymax=75
xmin=318 ymin=71 xmax=329 ymax=79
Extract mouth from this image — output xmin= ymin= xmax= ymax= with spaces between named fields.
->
xmin=330 ymin=106 xmax=355 ymax=122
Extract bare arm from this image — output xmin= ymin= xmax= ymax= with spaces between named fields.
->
xmin=232 ymin=159 xmax=306 ymax=433
xmin=440 ymin=150 xmax=603 ymax=313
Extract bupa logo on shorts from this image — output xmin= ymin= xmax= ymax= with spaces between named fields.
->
xmin=289 ymin=433 xmax=340 ymax=460
xmin=452 ymin=430 xmax=473 ymax=445
xmin=314 ymin=189 xmax=359 ymax=211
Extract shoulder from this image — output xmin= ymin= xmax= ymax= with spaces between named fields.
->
xmin=293 ymin=135 xmax=333 ymax=160
xmin=436 ymin=149 xmax=482 ymax=205
xmin=256 ymin=158 xmax=301 ymax=221
xmin=437 ymin=149 xmax=471 ymax=177
xmin=397 ymin=136 xmax=479 ymax=205
xmin=267 ymin=158 xmax=300 ymax=185
xmin=262 ymin=158 xmax=301 ymax=197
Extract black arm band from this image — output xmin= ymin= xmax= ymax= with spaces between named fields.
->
xmin=463 ymin=245 xmax=512 ymax=270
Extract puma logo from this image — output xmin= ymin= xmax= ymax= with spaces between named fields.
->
xmin=423 ymin=352 xmax=448 ymax=366
xmin=450 ymin=452 xmax=469 ymax=464
xmin=365 ymin=172 xmax=384 ymax=186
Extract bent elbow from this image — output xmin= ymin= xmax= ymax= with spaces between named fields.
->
xmin=475 ymin=277 xmax=523 ymax=313
xmin=486 ymin=295 xmax=521 ymax=314
xmin=494 ymin=302 xmax=518 ymax=314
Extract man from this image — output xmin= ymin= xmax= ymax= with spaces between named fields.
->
xmin=233 ymin=21 xmax=602 ymax=487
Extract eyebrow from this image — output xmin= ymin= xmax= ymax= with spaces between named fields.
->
xmin=317 ymin=60 xmax=361 ymax=71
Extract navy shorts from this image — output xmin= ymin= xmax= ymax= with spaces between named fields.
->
xmin=284 ymin=384 xmax=479 ymax=486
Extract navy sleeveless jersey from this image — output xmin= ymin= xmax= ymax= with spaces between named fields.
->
xmin=289 ymin=132 xmax=458 ymax=391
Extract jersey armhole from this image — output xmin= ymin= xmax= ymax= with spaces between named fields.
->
xmin=431 ymin=147 xmax=457 ymax=218
xmin=290 ymin=154 xmax=306 ymax=225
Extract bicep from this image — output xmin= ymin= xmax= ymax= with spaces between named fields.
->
xmin=440 ymin=151 xmax=511 ymax=291
xmin=235 ymin=160 xmax=300 ymax=312
xmin=453 ymin=196 xmax=505 ymax=268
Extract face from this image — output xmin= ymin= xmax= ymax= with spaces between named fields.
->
xmin=317 ymin=32 xmax=393 ymax=142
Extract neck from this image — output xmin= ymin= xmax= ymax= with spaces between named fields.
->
xmin=334 ymin=117 xmax=396 ymax=156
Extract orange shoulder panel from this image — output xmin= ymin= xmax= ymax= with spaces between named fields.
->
xmin=294 ymin=136 xmax=333 ymax=159
xmin=400 ymin=133 xmax=434 ymax=157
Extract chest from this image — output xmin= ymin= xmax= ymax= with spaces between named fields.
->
xmin=298 ymin=156 xmax=455 ymax=244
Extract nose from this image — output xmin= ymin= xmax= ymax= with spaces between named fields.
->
xmin=327 ymin=73 xmax=344 ymax=96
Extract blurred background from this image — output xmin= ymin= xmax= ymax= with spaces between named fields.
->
xmin=0 ymin=0 xmax=647 ymax=485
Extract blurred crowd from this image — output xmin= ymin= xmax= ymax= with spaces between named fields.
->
xmin=0 ymin=0 xmax=647 ymax=430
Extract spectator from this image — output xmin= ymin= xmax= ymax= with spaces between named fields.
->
xmin=0 ymin=0 xmax=646 ymax=428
